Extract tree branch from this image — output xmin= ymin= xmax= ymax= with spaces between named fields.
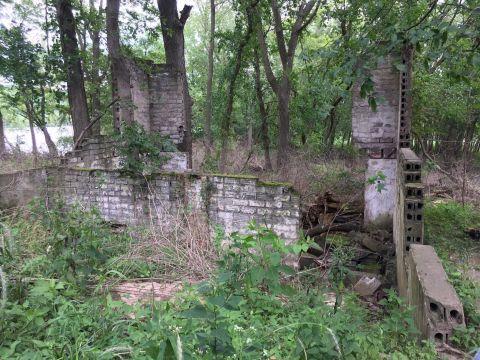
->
xmin=179 ymin=5 xmax=193 ymax=25
xmin=287 ymin=0 xmax=319 ymax=69
xmin=270 ymin=0 xmax=288 ymax=69
xmin=73 ymin=98 xmax=119 ymax=150
xmin=404 ymin=0 xmax=438 ymax=32
xmin=257 ymin=25 xmax=279 ymax=94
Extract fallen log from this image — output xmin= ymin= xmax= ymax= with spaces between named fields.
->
xmin=305 ymin=221 xmax=360 ymax=238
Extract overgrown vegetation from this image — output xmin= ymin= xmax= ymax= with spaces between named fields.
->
xmin=0 ymin=201 xmax=438 ymax=359
xmin=424 ymin=201 xmax=480 ymax=354
xmin=114 ymin=122 xmax=177 ymax=175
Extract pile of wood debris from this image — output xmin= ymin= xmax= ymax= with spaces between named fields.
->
xmin=300 ymin=192 xmax=395 ymax=296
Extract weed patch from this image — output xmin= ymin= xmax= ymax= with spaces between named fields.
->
xmin=424 ymin=201 xmax=480 ymax=353
xmin=0 ymin=202 xmax=439 ymax=359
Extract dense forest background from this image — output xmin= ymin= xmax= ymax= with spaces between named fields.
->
xmin=0 ymin=0 xmax=479 ymax=168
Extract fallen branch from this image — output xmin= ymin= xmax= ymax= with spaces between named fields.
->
xmin=305 ymin=221 xmax=360 ymax=238
xmin=73 ymin=98 xmax=119 ymax=150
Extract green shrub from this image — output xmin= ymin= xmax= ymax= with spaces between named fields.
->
xmin=0 ymin=209 xmax=438 ymax=359
xmin=114 ymin=122 xmax=177 ymax=175
xmin=424 ymin=201 xmax=480 ymax=353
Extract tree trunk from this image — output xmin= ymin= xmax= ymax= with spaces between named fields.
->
xmin=204 ymin=0 xmax=215 ymax=152
xmin=157 ymin=0 xmax=193 ymax=167
xmin=218 ymin=2 xmax=256 ymax=171
xmin=38 ymin=87 xmax=58 ymax=156
xmin=88 ymin=0 xmax=103 ymax=135
xmin=25 ymin=101 xmax=38 ymax=161
xmin=253 ymin=48 xmax=272 ymax=171
xmin=40 ymin=126 xmax=58 ymax=156
xmin=55 ymin=0 xmax=91 ymax=142
xmin=277 ymin=80 xmax=290 ymax=168
xmin=0 ymin=111 xmax=5 ymax=156
xmin=106 ymin=0 xmax=133 ymax=131
xmin=255 ymin=0 xmax=319 ymax=168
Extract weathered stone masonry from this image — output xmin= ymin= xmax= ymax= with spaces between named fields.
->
xmin=62 ymin=137 xmax=188 ymax=171
xmin=354 ymin=49 xmax=466 ymax=344
xmin=352 ymin=55 xmax=401 ymax=228
xmin=0 ymin=168 xmax=301 ymax=245
xmin=125 ymin=61 xmax=187 ymax=147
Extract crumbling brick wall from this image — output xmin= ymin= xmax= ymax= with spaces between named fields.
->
xmin=128 ymin=60 xmax=186 ymax=148
xmin=352 ymin=55 xmax=400 ymax=158
xmin=0 ymin=168 xmax=301 ymax=245
xmin=62 ymin=137 xmax=188 ymax=171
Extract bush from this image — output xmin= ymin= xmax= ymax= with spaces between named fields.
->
xmin=0 ymin=207 xmax=438 ymax=359
xmin=114 ymin=122 xmax=177 ymax=175
xmin=424 ymin=201 xmax=480 ymax=353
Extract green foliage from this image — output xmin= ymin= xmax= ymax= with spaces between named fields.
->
xmin=114 ymin=122 xmax=177 ymax=175
xmin=0 ymin=205 xmax=439 ymax=359
xmin=367 ymin=170 xmax=387 ymax=193
xmin=424 ymin=201 xmax=480 ymax=353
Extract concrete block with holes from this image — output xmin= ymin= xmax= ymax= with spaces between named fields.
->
xmin=406 ymin=245 xmax=465 ymax=343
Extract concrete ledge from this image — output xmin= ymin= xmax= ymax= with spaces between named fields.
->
xmin=407 ymin=245 xmax=465 ymax=343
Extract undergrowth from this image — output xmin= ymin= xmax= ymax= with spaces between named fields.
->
xmin=0 ymin=200 xmax=438 ymax=359
xmin=424 ymin=201 xmax=480 ymax=354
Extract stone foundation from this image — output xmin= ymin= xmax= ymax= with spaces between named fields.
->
xmin=62 ymin=137 xmax=188 ymax=171
xmin=0 ymin=168 xmax=301 ymax=245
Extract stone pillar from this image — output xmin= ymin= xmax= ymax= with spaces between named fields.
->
xmin=352 ymin=54 xmax=401 ymax=229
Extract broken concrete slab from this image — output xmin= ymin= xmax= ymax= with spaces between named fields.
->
xmin=353 ymin=275 xmax=382 ymax=296
xmin=349 ymin=231 xmax=390 ymax=254
xmin=407 ymin=245 xmax=465 ymax=343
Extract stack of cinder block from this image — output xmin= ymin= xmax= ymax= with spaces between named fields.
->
xmin=398 ymin=45 xmax=413 ymax=149
xmin=400 ymin=148 xmax=424 ymax=251
xmin=395 ymin=148 xmax=465 ymax=343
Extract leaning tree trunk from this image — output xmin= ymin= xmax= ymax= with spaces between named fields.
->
xmin=157 ymin=0 xmax=193 ymax=167
xmin=38 ymin=87 xmax=58 ymax=156
xmin=106 ymin=0 xmax=133 ymax=131
xmin=40 ymin=126 xmax=58 ymax=156
xmin=56 ymin=0 xmax=91 ymax=143
xmin=204 ymin=0 xmax=215 ymax=152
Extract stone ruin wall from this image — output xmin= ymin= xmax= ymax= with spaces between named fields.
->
xmin=352 ymin=55 xmax=401 ymax=229
xmin=353 ymin=48 xmax=466 ymax=344
xmin=109 ymin=60 xmax=188 ymax=162
xmin=128 ymin=61 xmax=187 ymax=147
xmin=393 ymin=148 xmax=465 ymax=343
xmin=61 ymin=137 xmax=188 ymax=171
xmin=0 ymin=168 xmax=301 ymax=245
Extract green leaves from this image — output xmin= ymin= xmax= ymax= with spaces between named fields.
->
xmin=368 ymin=170 xmax=387 ymax=193
xmin=115 ymin=122 xmax=176 ymax=175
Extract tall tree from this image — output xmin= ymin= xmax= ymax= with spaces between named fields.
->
xmin=204 ymin=0 xmax=216 ymax=151
xmin=106 ymin=0 xmax=133 ymax=130
xmin=87 ymin=0 xmax=104 ymax=135
xmin=157 ymin=0 xmax=193 ymax=166
xmin=253 ymin=47 xmax=272 ymax=170
xmin=219 ymin=0 xmax=257 ymax=171
xmin=0 ymin=111 xmax=5 ymax=156
xmin=0 ymin=26 xmax=58 ymax=156
xmin=256 ymin=0 xmax=320 ymax=167
xmin=55 ymin=0 xmax=91 ymax=142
